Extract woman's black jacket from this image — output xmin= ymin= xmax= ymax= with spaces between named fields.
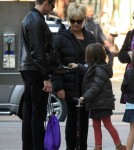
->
xmin=118 ymin=29 xmax=134 ymax=63
xmin=52 ymin=24 xmax=96 ymax=101
xmin=77 ymin=63 xmax=115 ymax=111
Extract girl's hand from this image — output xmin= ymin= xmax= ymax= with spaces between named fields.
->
xmin=80 ymin=97 xmax=84 ymax=103
xmin=68 ymin=63 xmax=78 ymax=69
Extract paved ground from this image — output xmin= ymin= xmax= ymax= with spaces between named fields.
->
xmin=0 ymin=115 xmax=130 ymax=150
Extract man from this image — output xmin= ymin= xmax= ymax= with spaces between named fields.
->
xmin=85 ymin=6 xmax=109 ymax=46
xmin=18 ymin=0 xmax=56 ymax=149
xmin=85 ymin=6 xmax=114 ymax=66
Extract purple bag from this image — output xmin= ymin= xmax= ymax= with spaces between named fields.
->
xmin=44 ymin=94 xmax=61 ymax=150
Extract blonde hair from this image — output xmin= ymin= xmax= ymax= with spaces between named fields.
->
xmin=67 ymin=2 xmax=86 ymax=21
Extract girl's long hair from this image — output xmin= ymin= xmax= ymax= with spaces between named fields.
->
xmin=85 ymin=43 xmax=106 ymax=65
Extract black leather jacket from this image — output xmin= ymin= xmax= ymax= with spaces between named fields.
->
xmin=19 ymin=8 xmax=54 ymax=80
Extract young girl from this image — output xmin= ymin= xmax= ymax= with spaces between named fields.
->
xmin=121 ymin=52 xmax=134 ymax=150
xmin=69 ymin=43 xmax=126 ymax=150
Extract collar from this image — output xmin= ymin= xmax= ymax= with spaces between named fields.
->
xmin=68 ymin=27 xmax=85 ymax=34
xmin=32 ymin=8 xmax=45 ymax=20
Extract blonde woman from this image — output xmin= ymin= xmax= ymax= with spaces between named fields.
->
xmin=52 ymin=2 xmax=96 ymax=150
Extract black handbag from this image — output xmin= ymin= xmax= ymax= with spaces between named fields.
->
xmin=120 ymin=93 xmax=127 ymax=104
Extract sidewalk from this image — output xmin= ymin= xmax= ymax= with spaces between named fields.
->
xmin=0 ymin=116 xmax=129 ymax=150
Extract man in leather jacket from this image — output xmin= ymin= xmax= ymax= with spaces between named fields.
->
xmin=18 ymin=0 xmax=56 ymax=149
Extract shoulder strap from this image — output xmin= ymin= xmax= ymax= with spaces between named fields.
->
xmin=71 ymin=32 xmax=85 ymax=51
xmin=47 ymin=94 xmax=54 ymax=115
xmin=129 ymin=29 xmax=134 ymax=45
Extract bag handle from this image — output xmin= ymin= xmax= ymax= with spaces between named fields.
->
xmin=47 ymin=93 xmax=54 ymax=116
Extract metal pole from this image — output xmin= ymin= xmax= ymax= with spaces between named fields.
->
xmin=76 ymin=98 xmax=81 ymax=150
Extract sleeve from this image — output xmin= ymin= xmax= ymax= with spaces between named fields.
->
xmin=97 ymin=24 xmax=107 ymax=43
xmin=28 ymin=19 xmax=52 ymax=80
xmin=88 ymin=31 xmax=96 ymax=43
xmin=121 ymin=72 xmax=128 ymax=93
xmin=83 ymin=67 xmax=106 ymax=101
xmin=77 ymin=63 xmax=87 ymax=75
xmin=118 ymin=31 xmax=131 ymax=63
xmin=51 ymin=34 xmax=64 ymax=92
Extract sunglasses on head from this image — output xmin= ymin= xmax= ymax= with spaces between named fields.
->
xmin=48 ymin=0 xmax=55 ymax=9
xmin=70 ymin=19 xmax=84 ymax=24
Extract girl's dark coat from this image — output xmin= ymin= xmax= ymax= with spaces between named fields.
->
xmin=77 ymin=63 xmax=115 ymax=112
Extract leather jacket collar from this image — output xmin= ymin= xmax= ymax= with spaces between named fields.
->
xmin=32 ymin=8 xmax=45 ymax=21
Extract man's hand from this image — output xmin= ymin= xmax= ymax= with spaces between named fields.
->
xmin=42 ymin=80 xmax=52 ymax=93
xmin=57 ymin=89 xmax=65 ymax=100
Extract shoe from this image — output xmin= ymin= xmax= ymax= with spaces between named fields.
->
xmin=94 ymin=147 xmax=102 ymax=150
xmin=116 ymin=144 xmax=126 ymax=150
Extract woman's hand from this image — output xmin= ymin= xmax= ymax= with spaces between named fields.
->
xmin=57 ymin=89 xmax=65 ymax=100
xmin=68 ymin=63 xmax=78 ymax=69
